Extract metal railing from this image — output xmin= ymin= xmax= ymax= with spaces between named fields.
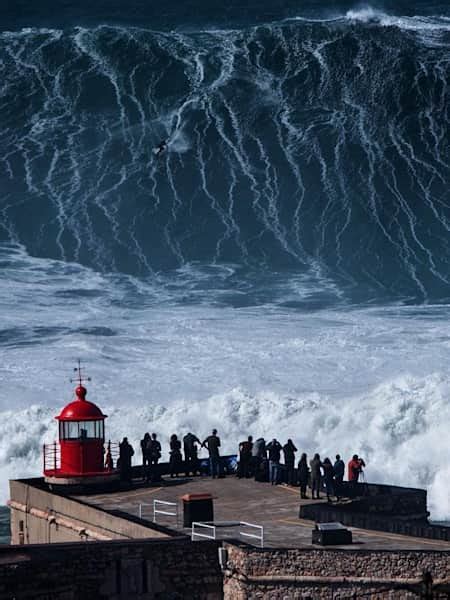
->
xmin=138 ymin=502 xmax=152 ymax=520
xmin=43 ymin=440 xmax=120 ymax=473
xmin=153 ymin=499 xmax=178 ymax=524
xmin=138 ymin=499 xmax=178 ymax=525
xmin=43 ymin=442 xmax=61 ymax=472
xmin=191 ymin=521 xmax=264 ymax=547
xmin=192 ymin=521 xmax=217 ymax=541
xmin=104 ymin=440 xmax=120 ymax=469
xmin=240 ymin=521 xmax=264 ymax=548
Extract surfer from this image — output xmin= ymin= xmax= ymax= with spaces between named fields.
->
xmin=154 ymin=139 xmax=167 ymax=157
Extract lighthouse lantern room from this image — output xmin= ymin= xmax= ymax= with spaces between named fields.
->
xmin=43 ymin=362 xmax=118 ymax=486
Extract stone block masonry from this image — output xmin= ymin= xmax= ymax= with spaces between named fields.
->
xmin=0 ymin=537 xmax=222 ymax=600
xmin=2 ymin=536 xmax=450 ymax=599
xmin=223 ymin=543 xmax=450 ymax=599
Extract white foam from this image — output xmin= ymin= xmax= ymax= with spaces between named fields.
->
xmin=285 ymin=7 xmax=450 ymax=34
xmin=1 ymin=377 xmax=449 ymax=519
xmin=1 ymin=245 xmax=450 ymax=519
xmin=344 ymin=7 xmax=450 ymax=32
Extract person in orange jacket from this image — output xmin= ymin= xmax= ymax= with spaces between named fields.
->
xmin=348 ymin=454 xmax=366 ymax=491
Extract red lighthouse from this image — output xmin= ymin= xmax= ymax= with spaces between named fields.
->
xmin=43 ymin=362 xmax=119 ymax=487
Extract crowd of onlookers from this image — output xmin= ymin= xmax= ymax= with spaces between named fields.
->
xmin=116 ymin=430 xmax=218 ymax=483
xmin=116 ymin=430 xmax=366 ymax=501
xmin=237 ymin=435 xmax=366 ymax=501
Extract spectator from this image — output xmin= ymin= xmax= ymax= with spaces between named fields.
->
xmin=310 ymin=453 xmax=322 ymax=499
xmin=322 ymin=457 xmax=335 ymax=502
xmin=140 ymin=432 xmax=151 ymax=474
xmin=183 ymin=432 xmax=201 ymax=476
xmin=348 ymin=454 xmax=366 ymax=492
xmin=334 ymin=454 xmax=345 ymax=500
xmin=146 ymin=433 xmax=162 ymax=483
xmin=251 ymin=437 xmax=266 ymax=479
xmin=119 ymin=437 xmax=134 ymax=484
xmin=283 ymin=439 xmax=298 ymax=485
xmin=202 ymin=429 xmax=221 ymax=478
xmin=298 ymin=453 xmax=309 ymax=499
xmin=169 ymin=434 xmax=182 ymax=478
xmin=266 ymin=438 xmax=282 ymax=485
xmin=238 ymin=436 xmax=253 ymax=479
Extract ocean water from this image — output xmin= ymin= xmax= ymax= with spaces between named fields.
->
xmin=0 ymin=0 xmax=450 ymax=528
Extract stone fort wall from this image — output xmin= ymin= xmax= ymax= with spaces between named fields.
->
xmin=0 ymin=537 xmax=222 ymax=600
xmin=1 ymin=537 xmax=450 ymax=599
xmin=222 ymin=543 xmax=450 ymax=599
xmin=8 ymin=479 xmax=171 ymax=544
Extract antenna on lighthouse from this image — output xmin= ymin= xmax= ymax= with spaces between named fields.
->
xmin=70 ymin=358 xmax=91 ymax=386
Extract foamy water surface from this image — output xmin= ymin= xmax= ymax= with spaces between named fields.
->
xmin=1 ymin=246 xmax=449 ymax=520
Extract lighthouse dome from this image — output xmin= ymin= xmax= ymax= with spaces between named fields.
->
xmin=56 ymin=385 xmax=107 ymax=421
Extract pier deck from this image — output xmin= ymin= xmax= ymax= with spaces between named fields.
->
xmin=74 ymin=475 xmax=450 ymax=550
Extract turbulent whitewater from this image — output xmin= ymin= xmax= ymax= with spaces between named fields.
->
xmin=0 ymin=1 xmax=449 ymax=519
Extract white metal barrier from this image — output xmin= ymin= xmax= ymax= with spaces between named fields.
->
xmin=191 ymin=521 xmax=264 ymax=547
xmin=191 ymin=521 xmax=217 ymax=541
xmin=153 ymin=499 xmax=178 ymax=524
xmin=240 ymin=521 xmax=264 ymax=548
xmin=138 ymin=502 xmax=152 ymax=520
xmin=138 ymin=499 xmax=178 ymax=525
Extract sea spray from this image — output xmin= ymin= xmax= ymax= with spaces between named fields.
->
xmin=1 ymin=375 xmax=449 ymax=519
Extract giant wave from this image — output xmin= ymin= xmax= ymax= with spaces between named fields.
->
xmin=0 ymin=9 xmax=449 ymax=301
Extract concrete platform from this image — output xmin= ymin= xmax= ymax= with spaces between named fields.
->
xmin=74 ymin=475 xmax=450 ymax=551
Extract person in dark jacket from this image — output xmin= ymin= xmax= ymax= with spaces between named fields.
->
xmin=149 ymin=433 xmax=162 ymax=463
xmin=298 ymin=453 xmax=309 ymax=499
xmin=169 ymin=434 xmax=182 ymax=477
xmin=251 ymin=437 xmax=266 ymax=479
xmin=140 ymin=433 xmax=151 ymax=480
xmin=283 ymin=439 xmax=298 ymax=485
xmin=266 ymin=439 xmax=282 ymax=485
xmin=119 ymin=437 xmax=134 ymax=484
xmin=322 ymin=457 xmax=335 ymax=502
xmin=202 ymin=429 xmax=221 ymax=478
xmin=238 ymin=436 xmax=253 ymax=478
xmin=146 ymin=433 xmax=162 ymax=483
xmin=334 ymin=454 xmax=345 ymax=499
xmin=309 ymin=453 xmax=322 ymax=499
xmin=183 ymin=432 xmax=201 ymax=476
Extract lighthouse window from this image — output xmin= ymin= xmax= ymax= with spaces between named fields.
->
xmin=95 ymin=421 xmax=105 ymax=438
xmin=67 ymin=422 xmax=80 ymax=439
xmin=60 ymin=421 xmax=104 ymax=440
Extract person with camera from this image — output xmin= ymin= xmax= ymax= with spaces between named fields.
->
xmin=347 ymin=454 xmax=366 ymax=493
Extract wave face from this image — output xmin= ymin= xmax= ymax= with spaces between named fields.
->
xmin=1 ymin=6 xmax=450 ymax=301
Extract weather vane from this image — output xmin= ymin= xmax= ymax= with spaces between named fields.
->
xmin=70 ymin=359 xmax=91 ymax=387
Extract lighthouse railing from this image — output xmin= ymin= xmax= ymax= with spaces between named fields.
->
xmin=43 ymin=442 xmax=61 ymax=473
xmin=104 ymin=440 xmax=120 ymax=470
